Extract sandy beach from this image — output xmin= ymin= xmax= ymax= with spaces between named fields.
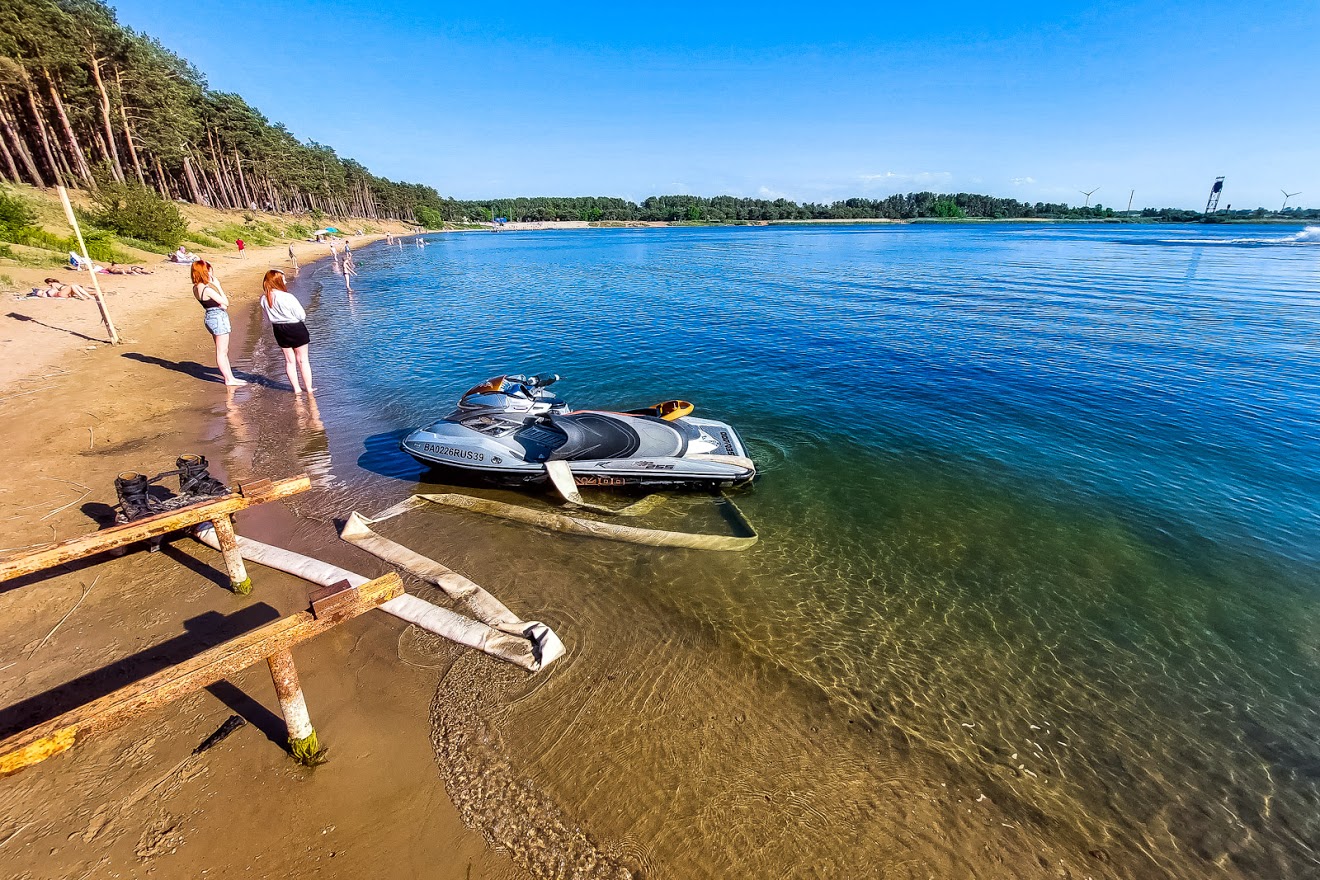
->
xmin=0 ymin=230 xmax=527 ymax=878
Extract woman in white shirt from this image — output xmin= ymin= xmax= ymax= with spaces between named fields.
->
xmin=260 ymin=269 xmax=314 ymax=394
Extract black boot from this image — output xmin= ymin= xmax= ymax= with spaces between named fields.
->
xmin=114 ymin=471 xmax=152 ymax=520
xmin=176 ymin=454 xmax=229 ymax=497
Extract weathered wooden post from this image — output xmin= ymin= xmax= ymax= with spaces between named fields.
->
xmin=56 ymin=185 xmax=120 ymax=345
xmin=266 ymin=648 xmax=324 ymax=765
xmin=210 ymin=514 xmax=252 ymax=594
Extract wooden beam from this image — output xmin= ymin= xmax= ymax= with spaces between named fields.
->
xmin=0 ymin=475 xmax=311 ymax=583
xmin=0 ymin=572 xmax=403 ymax=776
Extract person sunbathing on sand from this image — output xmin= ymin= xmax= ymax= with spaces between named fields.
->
xmin=103 ymin=263 xmax=152 ymax=275
xmin=31 ymin=278 xmax=93 ymax=299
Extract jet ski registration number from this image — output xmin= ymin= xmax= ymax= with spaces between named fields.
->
xmin=417 ymin=442 xmax=484 ymax=462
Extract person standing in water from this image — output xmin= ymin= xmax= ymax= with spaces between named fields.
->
xmin=343 ymin=251 xmax=357 ymax=290
xmin=191 ymin=260 xmax=246 ymax=386
xmin=260 ymin=269 xmax=314 ymax=394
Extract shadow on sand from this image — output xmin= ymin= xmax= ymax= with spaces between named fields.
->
xmin=121 ymin=351 xmax=283 ymax=389
xmin=6 ymin=311 xmax=103 ymax=343
xmin=0 ymin=604 xmax=284 ymax=740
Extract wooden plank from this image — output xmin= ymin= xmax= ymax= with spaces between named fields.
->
xmin=308 ymin=580 xmax=355 ymax=619
xmin=238 ymin=478 xmax=273 ymax=497
xmin=0 ymin=572 xmax=402 ymax=777
xmin=0 ymin=475 xmax=311 ymax=583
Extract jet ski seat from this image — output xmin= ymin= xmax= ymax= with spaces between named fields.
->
xmin=544 ymin=412 xmax=688 ymax=462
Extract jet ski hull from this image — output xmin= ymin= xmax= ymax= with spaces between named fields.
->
xmin=401 ymin=414 xmax=755 ymax=489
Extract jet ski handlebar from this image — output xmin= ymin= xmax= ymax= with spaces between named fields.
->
xmin=527 ymin=374 xmax=559 ymax=388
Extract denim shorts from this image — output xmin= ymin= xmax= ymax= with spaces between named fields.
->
xmin=203 ymin=307 xmax=231 ymax=336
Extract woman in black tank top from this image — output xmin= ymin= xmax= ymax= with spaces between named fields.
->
xmin=191 ymin=260 xmax=245 ymax=386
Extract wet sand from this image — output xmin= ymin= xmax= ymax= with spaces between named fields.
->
xmin=0 ymin=234 xmax=523 ymax=878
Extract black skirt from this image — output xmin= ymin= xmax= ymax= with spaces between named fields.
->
xmin=272 ymin=320 xmax=310 ymax=349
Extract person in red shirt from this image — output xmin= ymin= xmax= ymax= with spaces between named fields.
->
xmin=236 ymin=238 xmax=245 ymax=258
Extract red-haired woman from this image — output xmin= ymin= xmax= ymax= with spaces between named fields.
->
xmin=260 ymin=269 xmax=314 ymax=394
xmin=191 ymin=260 xmax=245 ymax=386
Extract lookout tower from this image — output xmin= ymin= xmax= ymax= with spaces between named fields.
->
xmin=1204 ymin=177 xmax=1225 ymax=214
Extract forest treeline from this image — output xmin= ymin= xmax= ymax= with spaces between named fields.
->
xmin=432 ymin=194 xmax=1320 ymax=224
xmin=437 ymin=193 xmax=1114 ymax=223
xmin=0 ymin=0 xmax=444 ymax=222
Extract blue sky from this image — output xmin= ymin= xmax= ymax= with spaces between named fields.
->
xmin=111 ymin=1 xmax=1318 ymax=209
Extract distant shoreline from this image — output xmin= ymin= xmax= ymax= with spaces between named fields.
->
xmin=453 ymin=216 xmax=1313 ymax=233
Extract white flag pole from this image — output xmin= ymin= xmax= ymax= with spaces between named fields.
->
xmin=57 ymin=185 xmax=120 ymax=345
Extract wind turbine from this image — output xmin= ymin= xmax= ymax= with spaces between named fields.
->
xmin=1281 ymin=189 xmax=1301 ymax=212
xmin=1079 ymin=187 xmax=1100 ymax=208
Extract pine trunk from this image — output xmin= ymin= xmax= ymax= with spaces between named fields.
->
xmin=234 ymin=151 xmax=253 ymax=207
xmin=201 ymin=163 xmax=222 ymax=208
xmin=112 ymin=68 xmax=144 ymax=184
xmin=87 ymin=48 xmax=125 ymax=182
xmin=206 ymin=162 xmax=225 ymax=208
xmin=47 ymin=113 xmax=78 ymax=184
xmin=0 ymin=97 xmax=44 ymax=186
xmin=22 ymin=75 xmax=61 ymax=184
xmin=205 ymin=129 xmax=237 ymax=208
xmin=222 ymin=156 xmax=242 ymax=208
xmin=0 ymin=129 xmax=17 ymax=182
xmin=181 ymin=153 xmax=205 ymax=204
xmin=44 ymin=71 xmax=93 ymax=185
xmin=206 ymin=158 xmax=227 ymax=207
xmin=152 ymin=154 xmax=169 ymax=197
xmin=186 ymin=145 xmax=219 ymax=206
xmin=199 ymin=169 xmax=218 ymax=207
xmin=93 ymin=129 xmax=111 ymax=167
xmin=218 ymin=159 xmax=237 ymax=208
xmin=162 ymin=165 xmax=179 ymax=200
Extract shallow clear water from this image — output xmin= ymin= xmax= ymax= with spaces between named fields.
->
xmin=282 ymin=224 xmax=1320 ymax=877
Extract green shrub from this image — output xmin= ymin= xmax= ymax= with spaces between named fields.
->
xmin=202 ymin=222 xmax=275 ymax=247
xmin=0 ymin=186 xmax=38 ymax=243
xmin=184 ymin=231 xmax=225 ymax=249
xmin=415 ymin=205 xmax=443 ymax=228
xmin=14 ymin=225 xmax=132 ymax=263
xmin=88 ymin=179 xmax=189 ymax=248
xmin=113 ymin=235 xmax=166 ymax=253
xmin=931 ymin=198 xmax=966 ymax=219
xmin=82 ymin=229 xmax=134 ymax=263
xmin=9 ymin=249 xmax=70 ymax=269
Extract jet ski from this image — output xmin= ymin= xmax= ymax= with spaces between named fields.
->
xmin=401 ymin=374 xmax=756 ymax=489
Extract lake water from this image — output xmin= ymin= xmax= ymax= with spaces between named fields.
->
xmin=277 ymin=223 xmax=1319 ymax=878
